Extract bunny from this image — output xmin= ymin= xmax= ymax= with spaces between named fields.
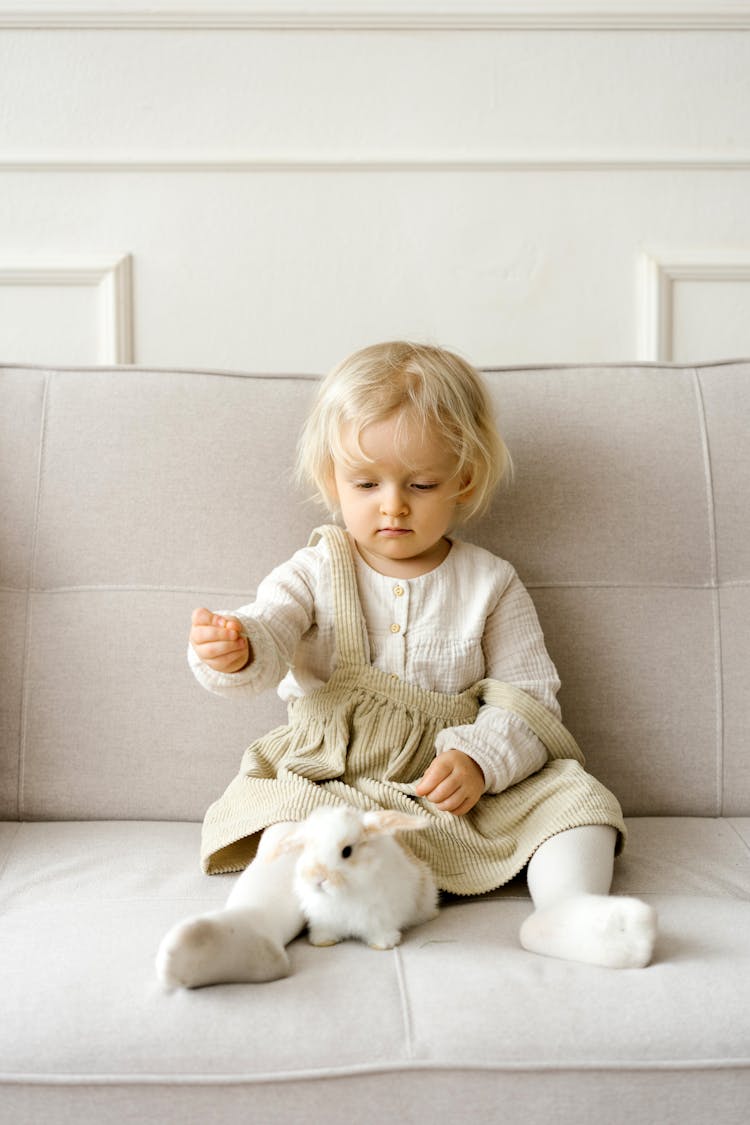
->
xmin=274 ymin=805 xmax=439 ymax=950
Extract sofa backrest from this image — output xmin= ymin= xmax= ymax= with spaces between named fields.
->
xmin=2 ymin=361 xmax=748 ymax=822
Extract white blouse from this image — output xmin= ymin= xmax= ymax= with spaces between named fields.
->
xmin=188 ymin=534 xmax=561 ymax=795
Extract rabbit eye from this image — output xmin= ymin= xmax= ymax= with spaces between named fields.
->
xmin=341 ymin=845 xmax=353 ymax=859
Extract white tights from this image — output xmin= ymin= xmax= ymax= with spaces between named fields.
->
xmin=522 ymin=825 xmax=657 ymax=968
xmin=155 ymin=823 xmax=656 ymax=989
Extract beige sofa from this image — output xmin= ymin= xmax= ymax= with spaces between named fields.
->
xmin=2 ymin=359 xmax=749 ymax=1124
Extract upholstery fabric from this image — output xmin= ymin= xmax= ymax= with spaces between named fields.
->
xmin=1 ymin=360 xmax=749 ymax=1124
xmin=0 ymin=820 xmax=749 ymax=1124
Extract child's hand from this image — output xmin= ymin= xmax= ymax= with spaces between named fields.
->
xmin=415 ymin=750 xmax=485 ymax=816
xmin=189 ymin=607 xmax=251 ymax=674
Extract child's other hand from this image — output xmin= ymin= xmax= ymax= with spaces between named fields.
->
xmin=415 ymin=750 xmax=485 ymax=816
xmin=189 ymin=607 xmax=251 ymax=674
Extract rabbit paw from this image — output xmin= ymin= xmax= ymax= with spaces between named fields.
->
xmin=308 ymin=927 xmax=341 ymax=948
xmin=367 ymin=930 xmax=402 ymax=950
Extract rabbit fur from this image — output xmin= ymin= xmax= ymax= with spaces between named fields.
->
xmin=274 ymin=805 xmax=439 ymax=950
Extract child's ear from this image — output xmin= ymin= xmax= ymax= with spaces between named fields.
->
xmin=456 ymin=473 xmax=475 ymax=505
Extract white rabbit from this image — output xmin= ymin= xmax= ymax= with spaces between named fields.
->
xmin=274 ymin=805 xmax=439 ymax=950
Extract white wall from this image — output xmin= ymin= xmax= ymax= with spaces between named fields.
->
xmin=1 ymin=0 xmax=749 ymax=372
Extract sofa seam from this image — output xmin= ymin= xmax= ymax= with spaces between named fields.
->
xmin=526 ymin=581 xmax=723 ymax=590
xmin=0 ymin=823 xmax=23 ymax=894
xmin=12 ymin=583 xmax=263 ymax=596
xmin=2 ymin=359 xmax=749 ymax=377
xmin=725 ymin=819 xmax=750 ymax=857
xmin=691 ymin=369 xmax=724 ymax=819
xmin=0 ymin=1058 xmax=748 ymax=1086
xmin=17 ymin=371 xmax=51 ymax=822
xmin=392 ymin=946 xmax=415 ymax=1061
xmin=5 ymin=581 xmax=742 ymax=596
xmin=0 ymin=363 xmax=324 ymax=381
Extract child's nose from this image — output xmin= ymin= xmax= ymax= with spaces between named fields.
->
xmin=380 ymin=485 xmax=409 ymax=515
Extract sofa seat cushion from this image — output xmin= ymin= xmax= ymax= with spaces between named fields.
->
xmin=1 ymin=819 xmax=749 ymax=1122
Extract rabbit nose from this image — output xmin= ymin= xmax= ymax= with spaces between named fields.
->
xmin=303 ymin=862 xmax=345 ymax=892
xmin=305 ymin=862 xmax=330 ymax=890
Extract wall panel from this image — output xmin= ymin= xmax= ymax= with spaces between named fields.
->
xmin=0 ymin=3 xmax=748 ymax=368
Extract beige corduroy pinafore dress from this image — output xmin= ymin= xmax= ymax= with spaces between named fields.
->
xmin=201 ymin=525 xmax=625 ymax=893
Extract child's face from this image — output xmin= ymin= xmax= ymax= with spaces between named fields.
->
xmin=331 ymin=412 xmax=466 ymax=577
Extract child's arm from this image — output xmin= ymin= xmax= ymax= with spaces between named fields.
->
xmin=187 ymin=545 xmax=320 ymax=697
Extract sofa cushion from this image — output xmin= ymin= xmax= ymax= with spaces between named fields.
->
xmin=1 ymin=819 xmax=748 ymax=1124
xmin=3 ymin=361 xmax=750 ymax=825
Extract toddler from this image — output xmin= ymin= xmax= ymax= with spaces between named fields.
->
xmin=156 ymin=341 xmax=656 ymax=988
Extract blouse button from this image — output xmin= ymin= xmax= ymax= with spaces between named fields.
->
xmin=390 ymin=623 xmax=401 ymax=634
xmin=393 ymin=585 xmax=404 ymax=597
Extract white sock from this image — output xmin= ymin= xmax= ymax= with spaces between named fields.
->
xmin=155 ymin=823 xmax=303 ymax=990
xmin=522 ymin=825 xmax=657 ymax=969
xmin=519 ymin=892 xmax=657 ymax=969
xmin=155 ymin=906 xmax=291 ymax=989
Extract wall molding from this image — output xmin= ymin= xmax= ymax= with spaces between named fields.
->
xmin=2 ymin=151 xmax=750 ymax=173
xmin=637 ymin=250 xmax=750 ymax=361
xmin=0 ymin=254 xmax=134 ymax=364
xmin=0 ymin=1 xmax=749 ymax=31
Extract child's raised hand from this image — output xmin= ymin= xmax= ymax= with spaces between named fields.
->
xmin=189 ymin=607 xmax=251 ymax=674
xmin=415 ymin=750 xmax=485 ymax=816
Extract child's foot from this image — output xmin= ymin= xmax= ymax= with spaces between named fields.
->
xmin=155 ymin=909 xmax=290 ymax=989
xmin=519 ymin=893 xmax=657 ymax=969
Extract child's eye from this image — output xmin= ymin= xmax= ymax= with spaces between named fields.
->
xmin=412 ymin=483 xmax=438 ymax=491
xmin=353 ymin=481 xmax=377 ymax=490
xmin=341 ymin=845 xmax=353 ymax=859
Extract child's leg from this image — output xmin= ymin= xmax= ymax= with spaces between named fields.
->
xmin=155 ymin=823 xmax=304 ymax=989
xmin=520 ymin=825 xmax=657 ymax=969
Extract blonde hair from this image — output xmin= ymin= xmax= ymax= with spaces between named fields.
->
xmin=296 ymin=341 xmax=511 ymax=522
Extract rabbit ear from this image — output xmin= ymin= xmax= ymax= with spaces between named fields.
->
xmin=266 ymin=824 xmax=306 ymax=861
xmin=362 ymin=809 xmax=432 ymax=837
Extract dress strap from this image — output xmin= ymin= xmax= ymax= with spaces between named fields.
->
xmin=308 ymin=524 xmax=369 ymax=668
xmin=474 ymin=679 xmax=586 ymax=765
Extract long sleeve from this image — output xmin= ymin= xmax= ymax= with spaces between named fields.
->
xmin=188 ymin=545 xmax=324 ymax=699
xmin=434 ymin=569 xmax=560 ymax=793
